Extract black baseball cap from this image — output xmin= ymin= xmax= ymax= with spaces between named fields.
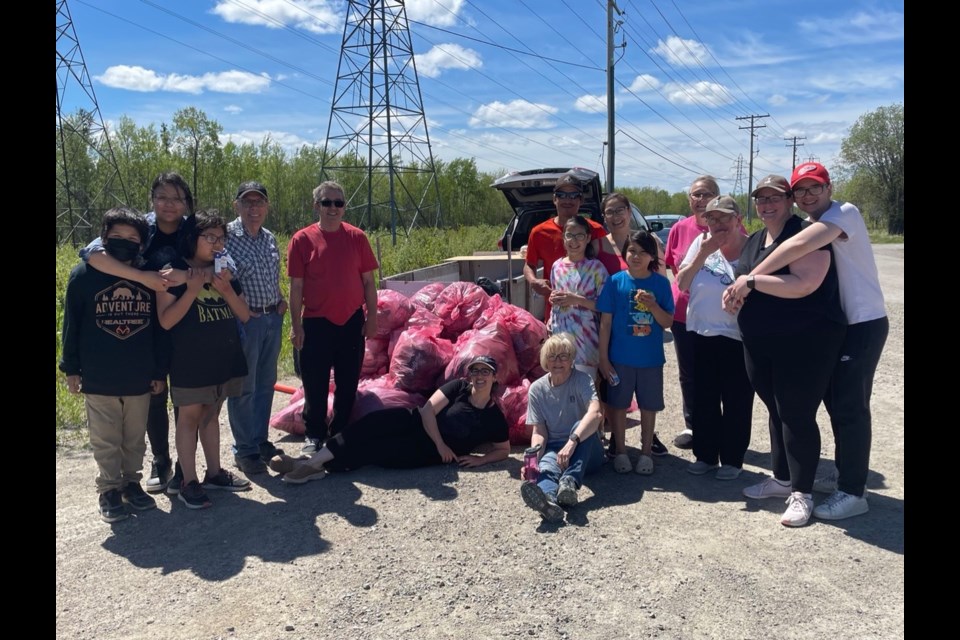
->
xmin=236 ymin=181 xmax=269 ymax=200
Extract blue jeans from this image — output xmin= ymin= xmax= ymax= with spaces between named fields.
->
xmin=227 ymin=311 xmax=283 ymax=458
xmin=536 ymin=427 xmax=605 ymax=500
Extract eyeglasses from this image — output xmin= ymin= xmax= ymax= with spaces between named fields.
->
xmin=318 ymin=199 xmax=346 ymax=208
xmin=200 ymin=233 xmax=226 ymax=246
xmin=153 ymin=195 xmax=185 ymax=206
xmin=703 ymin=213 xmax=736 ymax=224
xmin=754 ymin=195 xmax=787 ymax=205
xmin=604 ymin=206 xmax=628 ymax=217
xmin=564 ymin=232 xmax=588 ymax=241
xmin=689 ymin=192 xmax=716 ymax=200
xmin=240 ymin=198 xmax=268 ymax=208
xmin=467 ymin=367 xmax=494 ymax=376
xmin=554 ymin=191 xmax=582 ymax=200
xmin=793 ymin=184 xmax=827 ymax=197
xmin=546 ymin=353 xmax=572 ymax=362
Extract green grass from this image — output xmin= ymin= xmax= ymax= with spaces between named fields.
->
xmin=55 ymin=225 xmax=504 ymax=440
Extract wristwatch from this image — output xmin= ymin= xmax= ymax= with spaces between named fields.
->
xmin=747 ymin=275 xmax=756 ymax=290
xmin=569 ymin=433 xmax=581 ymax=445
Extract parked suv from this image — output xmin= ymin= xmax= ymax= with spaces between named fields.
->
xmin=492 ymin=167 xmax=658 ymax=251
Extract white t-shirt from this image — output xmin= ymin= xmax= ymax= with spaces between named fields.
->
xmin=817 ymin=201 xmax=887 ymax=325
xmin=680 ymin=234 xmax=742 ymax=341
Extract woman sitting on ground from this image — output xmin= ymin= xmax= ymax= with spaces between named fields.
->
xmin=519 ymin=332 xmax=604 ymax=523
xmin=272 ymin=355 xmax=511 ymax=483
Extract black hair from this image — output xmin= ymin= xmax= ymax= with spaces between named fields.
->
xmin=100 ymin=207 xmax=149 ymax=245
xmin=600 ymin=191 xmax=630 ymax=214
xmin=151 ymin=171 xmax=195 ymax=214
xmin=564 ymin=215 xmax=596 ymax=259
xmin=179 ymin=209 xmax=226 ymax=259
xmin=622 ymin=230 xmax=661 ymax=272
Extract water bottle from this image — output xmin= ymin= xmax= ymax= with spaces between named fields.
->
xmin=214 ymin=250 xmax=227 ymax=274
xmin=609 ymin=371 xmax=620 ymax=387
xmin=523 ymin=444 xmax=541 ymax=483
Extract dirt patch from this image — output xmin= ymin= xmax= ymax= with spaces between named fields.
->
xmin=56 ymin=246 xmax=904 ymax=640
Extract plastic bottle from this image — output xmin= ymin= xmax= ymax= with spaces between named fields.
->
xmin=522 ymin=444 xmax=541 ymax=483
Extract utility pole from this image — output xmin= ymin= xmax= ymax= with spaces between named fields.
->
xmin=606 ymin=1 xmax=623 ymax=194
xmin=784 ymin=135 xmax=806 ymax=172
xmin=737 ymin=114 xmax=768 ymax=221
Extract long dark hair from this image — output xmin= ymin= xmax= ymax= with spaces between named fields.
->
xmin=151 ymin=171 xmax=195 ymax=214
xmin=564 ymin=215 xmax=596 ymax=259
xmin=622 ymin=230 xmax=661 ymax=272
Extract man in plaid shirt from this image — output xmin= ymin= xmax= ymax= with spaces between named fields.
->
xmin=226 ymin=181 xmax=288 ymax=475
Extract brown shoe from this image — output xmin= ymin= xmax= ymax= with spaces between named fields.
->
xmin=268 ymin=454 xmax=300 ymax=475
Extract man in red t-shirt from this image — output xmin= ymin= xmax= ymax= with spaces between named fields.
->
xmin=288 ymin=181 xmax=379 ymax=454
xmin=523 ymin=173 xmax=605 ymax=321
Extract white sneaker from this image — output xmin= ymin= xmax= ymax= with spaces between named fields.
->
xmin=814 ymin=490 xmax=869 ymax=520
xmin=781 ymin=492 xmax=814 ymax=527
xmin=813 ymin=468 xmax=839 ymax=493
xmin=742 ymin=476 xmax=792 ymax=500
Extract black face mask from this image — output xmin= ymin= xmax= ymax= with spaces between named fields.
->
xmin=104 ymin=238 xmax=141 ymax=263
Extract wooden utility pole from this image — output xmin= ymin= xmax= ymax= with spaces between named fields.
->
xmin=737 ymin=114 xmax=768 ymax=221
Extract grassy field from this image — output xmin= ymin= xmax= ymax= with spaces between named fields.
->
xmin=54 ymin=225 xmax=503 ymax=441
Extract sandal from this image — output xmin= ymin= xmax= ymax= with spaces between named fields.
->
xmin=613 ymin=453 xmax=632 ymax=474
xmin=635 ymin=454 xmax=654 ymax=475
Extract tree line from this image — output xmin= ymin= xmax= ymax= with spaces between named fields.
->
xmin=56 ymin=104 xmax=903 ymax=245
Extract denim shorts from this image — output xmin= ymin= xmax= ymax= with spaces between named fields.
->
xmin=606 ymin=365 xmax=664 ymax=411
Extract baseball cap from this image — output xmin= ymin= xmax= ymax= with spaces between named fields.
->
xmin=467 ymin=355 xmax=498 ymax=373
xmin=790 ymin=162 xmax=831 ymax=188
xmin=236 ymin=181 xmax=269 ymax=200
xmin=751 ymin=174 xmax=791 ymax=197
xmin=705 ymin=195 xmax=740 ymax=216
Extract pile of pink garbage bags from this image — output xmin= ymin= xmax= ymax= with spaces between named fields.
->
xmin=270 ymin=281 xmax=549 ymax=445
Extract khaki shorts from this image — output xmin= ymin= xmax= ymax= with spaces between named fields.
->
xmin=170 ymin=377 xmax=244 ymax=407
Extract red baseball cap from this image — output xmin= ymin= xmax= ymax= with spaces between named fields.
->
xmin=790 ymin=162 xmax=830 ymax=188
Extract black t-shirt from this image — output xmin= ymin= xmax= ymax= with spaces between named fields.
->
xmin=435 ymin=379 xmax=509 ymax=455
xmin=142 ymin=228 xmax=180 ymax=272
xmin=165 ymin=257 xmax=248 ymax=388
xmin=735 ymin=215 xmax=846 ymax=338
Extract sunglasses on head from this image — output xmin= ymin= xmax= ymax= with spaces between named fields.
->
xmin=318 ymin=199 xmax=346 ymax=208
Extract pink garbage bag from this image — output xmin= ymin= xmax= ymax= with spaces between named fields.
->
xmin=390 ymin=322 xmax=455 ymax=393
xmin=433 ymin=281 xmax=492 ymax=340
xmin=375 ymin=289 xmax=415 ymax=338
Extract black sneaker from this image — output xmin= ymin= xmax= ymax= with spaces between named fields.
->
xmin=121 ymin=482 xmax=157 ymax=511
xmin=673 ymin=429 xmax=694 ymax=450
xmin=99 ymin=489 xmax=129 ymax=523
xmin=145 ymin=455 xmax=173 ymax=494
xmin=202 ymin=468 xmax=252 ymax=492
xmin=166 ymin=461 xmax=184 ymax=496
xmin=235 ymin=454 xmax=267 ymax=475
xmin=258 ymin=441 xmax=284 ymax=463
xmin=178 ymin=480 xmax=212 ymax=509
xmin=651 ymin=433 xmax=669 ymax=456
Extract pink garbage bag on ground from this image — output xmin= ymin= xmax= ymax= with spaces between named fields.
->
xmin=474 ymin=298 xmax=548 ymax=377
xmin=496 ymin=379 xmax=532 ymax=445
xmin=362 ymin=337 xmax=390 ymax=378
xmin=443 ymin=322 xmax=520 ymax=386
xmin=350 ymin=375 xmax=426 ymax=423
xmin=269 ymin=386 xmax=306 ymax=436
xmin=432 ymin=281 xmax=491 ymax=340
xmin=375 ymin=289 xmax=415 ymax=338
xmin=409 ymin=282 xmax=448 ymax=310
xmin=390 ymin=322 xmax=455 ymax=394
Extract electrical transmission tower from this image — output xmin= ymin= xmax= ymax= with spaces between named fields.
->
xmin=320 ymin=0 xmax=443 ymax=245
xmin=731 ymin=154 xmax=744 ymax=198
xmin=56 ymin=0 xmax=128 ymax=245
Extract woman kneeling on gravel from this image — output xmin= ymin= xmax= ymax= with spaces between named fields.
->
xmin=520 ymin=333 xmax=604 ymax=523
xmin=271 ymin=355 xmax=511 ymax=483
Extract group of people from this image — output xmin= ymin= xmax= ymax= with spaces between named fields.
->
xmin=60 ymin=162 xmax=887 ymax=530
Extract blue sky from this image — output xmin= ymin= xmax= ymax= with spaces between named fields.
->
xmin=61 ymin=0 xmax=904 ymax=194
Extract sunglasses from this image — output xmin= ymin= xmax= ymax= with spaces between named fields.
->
xmin=554 ymin=191 xmax=582 ymax=200
xmin=318 ymin=199 xmax=346 ymax=208
xmin=468 ymin=367 xmax=494 ymax=376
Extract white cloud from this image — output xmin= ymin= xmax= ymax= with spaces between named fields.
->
xmin=224 ymin=105 xmax=243 ymax=114
xmin=652 ymin=35 xmax=710 ymax=67
xmin=416 ymin=44 xmax=482 ymax=78
xmin=211 ymin=0 xmax=341 ymax=34
xmin=799 ymin=10 xmax=903 ymax=45
xmin=405 ymin=0 xmax=466 ymax=27
xmin=574 ymin=94 xmax=607 ymax=114
xmin=469 ymin=100 xmax=557 ymax=129
xmin=95 ymin=66 xmax=271 ymax=95
xmin=768 ymin=94 xmax=787 ymax=106
xmin=626 ymin=74 xmax=661 ymax=92
xmin=223 ymin=130 xmax=313 ymax=149
xmin=662 ymin=81 xmax=734 ymax=107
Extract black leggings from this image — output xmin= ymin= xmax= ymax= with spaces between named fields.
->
xmin=324 ymin=407 xmax=441 ymax=472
